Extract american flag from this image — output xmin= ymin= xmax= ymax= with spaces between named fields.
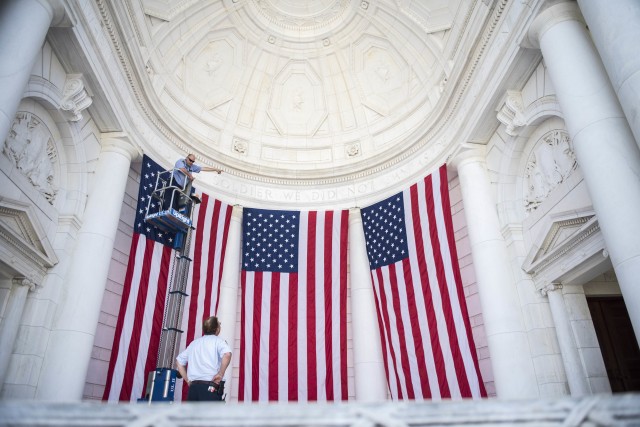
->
xmin=238 ymin=208 xmax=349 ymax=401
xmin=361 ymin=164 xmax=486 ymax=400
xmin=102 ymin=155 xmax=233 ymax=402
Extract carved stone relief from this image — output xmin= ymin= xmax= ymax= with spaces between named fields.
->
xmin=233 ymin=138 xmax=248 ymax=155
xmin=524 ymin=130 xmax=577 ymax=212
xmin=3 ymin=112 xmax=58 ymax=204
xmin=346 ymin=142 xmax=361 ymax=157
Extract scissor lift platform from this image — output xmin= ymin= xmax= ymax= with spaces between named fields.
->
xmin=143 ymin=169 xmax=198 ymax=236
xmin=145 ymin=208 xmax=192 ymax=234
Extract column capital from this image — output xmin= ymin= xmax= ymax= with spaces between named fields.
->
xmin=540 ymin=282 xmax=563 ymax=297
xmin=100 ymin=132 xmax=142 ymax=162
xmin=349 ymin=207 xmax=362 ymax=224
xmin=44 ymin=0 xmax=72 ymax=27
xmin=12 ymin=276 xmax=37 ymax=292
xmin=231 ymin=204 xmax=243 ymax=220
xmin=449 ymin=148 xmax=486 ymax=171
xmin=526 ymin=1 xmax=585 ymax=49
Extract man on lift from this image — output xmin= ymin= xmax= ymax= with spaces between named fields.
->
xmin=170 ymin=153 xmax=222 ymax=212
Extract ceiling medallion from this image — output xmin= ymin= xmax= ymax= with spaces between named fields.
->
xmin=251 ymin=0 xmax=350 ymax=32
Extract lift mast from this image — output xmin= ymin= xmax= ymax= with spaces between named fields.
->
xmin=139 ymin=169 xmax=197 ymax=402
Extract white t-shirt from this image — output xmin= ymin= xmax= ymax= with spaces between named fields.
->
xmin=176 ymin=334 xmax=231 ymax=381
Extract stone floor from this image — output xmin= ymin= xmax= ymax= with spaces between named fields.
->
xmin=0 ymin=393 xmax=639 ymax=426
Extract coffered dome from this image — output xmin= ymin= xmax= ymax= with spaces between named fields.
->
xmin=96 ymin=0 xmax=518 ymax=206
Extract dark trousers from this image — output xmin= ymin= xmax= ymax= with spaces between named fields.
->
xmin=187 ymin=381 xmax=223 ymax=402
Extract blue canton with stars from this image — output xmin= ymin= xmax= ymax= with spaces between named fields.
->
xmin=361 ymin=192 xmax=409 ymax=270
xmin=242 ymin=208 xmax=299 ymax=273
xmin=135 ymin=155 xmax=176 ymax=247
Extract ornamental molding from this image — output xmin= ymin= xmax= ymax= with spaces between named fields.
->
xmin=395 ymin=0 xmax=457 ymax=34
xmin=60 ymin=74 xmax=93 ymax=122
xmin=497 ymin=90 xmax=525 ymax=136
xmin=497 ymin=91 xmax=562 ymax=137
xmin=250 ymin=0 xmax=350 ymax=32
xmin=142 ymin=0 xmax=201 ymax=22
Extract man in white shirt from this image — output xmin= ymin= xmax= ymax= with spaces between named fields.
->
xmin=176 ymin=316 xmax=231 ymax=401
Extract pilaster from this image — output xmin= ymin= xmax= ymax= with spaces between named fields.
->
xmin=0 ymin=277 xmax=36 ymax=392
xmin=540 ymin=283 xmax=591 ymax=396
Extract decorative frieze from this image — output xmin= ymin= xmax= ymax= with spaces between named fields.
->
xmin=251 ymin=0 xmax=349 ymax=31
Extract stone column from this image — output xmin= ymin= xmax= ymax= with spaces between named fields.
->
xmin=455 ymin=154 xmax=539 ymax=399
xmin=0 ymin=278 xmax=35 ymax=392
xmin=0 ymin=0 xmax=64 ymax=142
xmin=577 ymin=0 xmax=640 ymax=147
xmin=528 ymin=2 xmax=640 ymax=345
xmin=215 ymin=205 xmax=242 ymax=400
xmin=36 ymin=135 xmax=139 ymax=401
xmin=541 ymin=283 xmax=590 ymax=397
xmin=348 ymin=208 xmax=387 ymax=401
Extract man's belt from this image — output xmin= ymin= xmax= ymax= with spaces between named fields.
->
xmin=190 ymin=380 xmax=216 ymax=385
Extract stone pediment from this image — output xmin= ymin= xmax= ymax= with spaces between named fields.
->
xmin=522 ymin=211 xmax=607 ymax=287
xmin=0 ymin=198 xmax=58 ymax=285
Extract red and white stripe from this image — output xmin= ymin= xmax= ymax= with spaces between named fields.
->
xmin=238 ymin=210 xmax=349 ymax=402
xmin=371 ymin=165 xmax=486 ymax=400
xmin=103 ymin=194 xmax=232 ymax=402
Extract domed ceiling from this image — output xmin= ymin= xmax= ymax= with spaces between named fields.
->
xmin=99 ymin=0 xmax=517 ymax=205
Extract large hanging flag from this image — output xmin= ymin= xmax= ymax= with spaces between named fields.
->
xmin=102 ymin=154 xmax=233 ymax=402
xmin=361 ymin=164 xmax=486 ymax=400
xmin=238 ymin=208 xmax=349 ymax=401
